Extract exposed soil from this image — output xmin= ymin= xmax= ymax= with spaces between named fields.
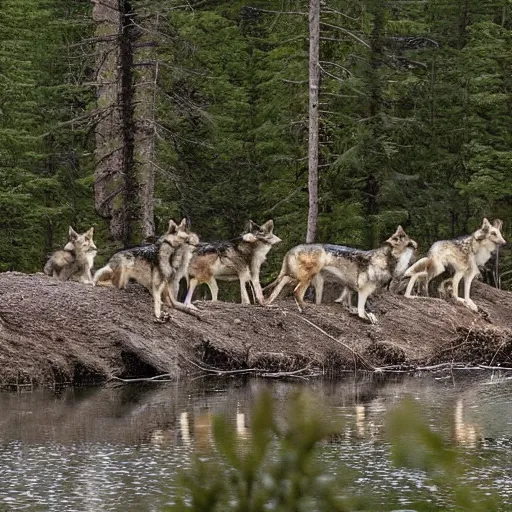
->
xmin=1 ymin=272 xmax=511 ymax=388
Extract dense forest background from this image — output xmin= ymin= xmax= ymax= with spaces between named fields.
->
xmin=0 ymin=0 xmax=510 ymax=287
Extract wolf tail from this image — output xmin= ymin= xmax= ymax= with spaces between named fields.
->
xmin=403 ymin=257 xmax=430 ymax=278
xmin=43 ymin=257 xmax=53 ymax=276
xmin=93 ymin=264 xmax=113 ymax=286
xmin=263 ymin=259 xmax=287 ymax=293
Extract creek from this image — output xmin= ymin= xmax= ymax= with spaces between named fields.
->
xmin=1 ymin=372 xmax=511 ymax=511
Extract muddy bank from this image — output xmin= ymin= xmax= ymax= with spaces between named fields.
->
xmin=0 ymin=272 xmax=511 ymax=388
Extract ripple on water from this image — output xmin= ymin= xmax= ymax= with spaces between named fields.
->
xmin=0 ymin=373 xmax=511 ymax=511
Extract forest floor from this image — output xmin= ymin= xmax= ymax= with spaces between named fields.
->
xmin=1 ymin=272 xmax=512 ymax=389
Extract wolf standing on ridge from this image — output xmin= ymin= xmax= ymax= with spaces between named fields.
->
xmin=93 ymin=219 xmax=198 ymax=318
xmin=403 ymin=218 xmax=506 ymax=311
xmin=265 ymin=226 xmax=418 ymax=323
xmin=184 ymin=220 xmax=281 ymax=306
xmin=44 ymin=226 xmax=97 ymax=284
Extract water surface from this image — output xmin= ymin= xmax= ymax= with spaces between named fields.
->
xmin=1 ymin=372 xmax=512 ymax=511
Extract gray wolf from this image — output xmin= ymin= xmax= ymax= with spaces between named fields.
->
xmin=184 ymin=220 xmax=281 ymax=306
xmin=93 ymin=219 xmax=197 ymax=318
xmin=44 ymin=226 xmax=96 ymax=283
xmin=265 ymin=226 xmax=417 ymax=323
xmin=404 ymin=218 xmax=506 ymax=311
xmin=312 ymin=241 xmax=416 ymax=306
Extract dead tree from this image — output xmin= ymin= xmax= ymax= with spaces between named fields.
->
xmin=306 ymin=0 xmax=320 ymax=243
xmin=92 ymin=0 xmax=156 ymax=244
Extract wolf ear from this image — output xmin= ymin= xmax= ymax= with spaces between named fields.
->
xmin=85 ymin=227 xmax=94 ymax=240
xmin=395 ymin=225 xmax=406 ymax=236
xmin=68 ymin=226 xmax=78 ymax=240
xmin=167 ymin=219 xmax=178 ymax=234
xmin=481 ymin=218 xmax=491 ymax=231
xmin=260 ymin=220 xmax=274 ymax=233
xmin=247 ymin=220 xmax=259 ymax=232
xmin=178 ymin=218 xmax=188 ymax=231
xmin=493 ymin=219 xmax=503 ymax=230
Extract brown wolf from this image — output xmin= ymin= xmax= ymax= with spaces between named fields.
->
xmin=265 ymin=226 xmax=417 ymax=323
xmin=44 ymin=226 xmax=96 ymax=283
xmin=404 ymin=218 xmax=506 ymax=311
xmin=184 ymin=220 xmax=281 ymax=306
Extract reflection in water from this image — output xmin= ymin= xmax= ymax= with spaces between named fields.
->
xmin=0 ymin=373 xmax=511 ymax=510
xmin=454 ymin=398 xmax=483 ymax=448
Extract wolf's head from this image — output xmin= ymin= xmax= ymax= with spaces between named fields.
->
xmin=385 ymin=225 xmax=418 ymax=259
xmin=162 ymin=218 xmax=191 ymax=248
xmin=473 ymin=218 xmax=506 ymax=247
xmin=64 ymin=226 xmax=96 ymax=254
xmin=242 ymin=220 xmax=282 ymax=246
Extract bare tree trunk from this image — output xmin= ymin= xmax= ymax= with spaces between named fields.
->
xmin=92 ymin=0 xmax=156 ymax=244
xmin=132 ymin=14 xmax=159 ymax=240
xmin=92 ymin=0 xmax=125 ymax=241
xmin=306 ymin=0 xmax=320 ymax=244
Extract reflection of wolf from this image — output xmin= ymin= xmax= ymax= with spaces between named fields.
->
xmin=184 ymin=220 xmax=281 ymax=306
xmin=44 ymin=226 xmax=97 ymax=283
xmin=404 ymin=218 xmax=506 ymax=311
xmin=93 ymin=219 xmax=196 ymax=318
xmin=265 ymin=226 xmax=417 ymax=323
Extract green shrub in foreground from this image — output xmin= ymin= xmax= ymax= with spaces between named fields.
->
xmin=166 ymin=392 xmax=501 ymax=512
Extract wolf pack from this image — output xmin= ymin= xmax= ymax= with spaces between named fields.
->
xmin=43 ymin=217 xmax=506 ymax=323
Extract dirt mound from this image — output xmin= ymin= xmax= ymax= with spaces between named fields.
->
xmin=0 ymin=272 xmax=511 ymax=388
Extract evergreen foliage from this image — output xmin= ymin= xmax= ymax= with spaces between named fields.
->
xmin=0 ymin=0 xmax=510 ymax=284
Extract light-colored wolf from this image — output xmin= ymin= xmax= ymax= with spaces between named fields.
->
xmin=44 ymin=226 xmax=96 ymax=283
xmin=93 ymin=219 xmax=198 ymax=318
xmin=403 ymin=218 xmax=506 ymax=311
xmin=265 ymin=226 xmax=417 ymax=323
xmin=312 ymin=239 xmax=416 ymax=307
xmin=184 ymin=220 xmax=281 ymax=306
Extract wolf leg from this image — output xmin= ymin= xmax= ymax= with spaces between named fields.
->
xmin=357 ymin=284 xmax=377 ymax=323
xmin=239 ymin=271 xmax=252 ymax=305
xmin=335 ymin=287 xmax=352 ymax=306
xmin=404 ymin=271 xmax=426 ymax=298
xmin=250 ymin=279 xmax=265 ymax=305
xmin=171 ymin=277 xmax=181 ymax=300
xmin=451 ymin=270 xmax=465 ymax=303
xmin=463 ymin=269 xmax=479 ymax=312
xmin=266 ymin=275 xmax=293 ymax=305
xmin=206 ymin=278 xmax=219 ymax=301
xmin=184 ymin=278 xmax=199 ymax=306
xmin=293 ymin=279 xmax=312 ymax=313
xmin=153 ymin=282 xmax=166 ymax=318
xmin=312 ymin=274 xmax=324 ymax=305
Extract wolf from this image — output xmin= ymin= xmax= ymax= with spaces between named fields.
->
xmin=93 ymin=219 xmax=198 ymax=318
xmin=183 ymin=220 xmax=281 ymax=306
xmin=403 ymin=218 xmax=506 ymax=311
xmin=311 ymin=239 xmax=416 ymax=306
xmin=166 ymin=231 xmax=200 ymax=302
xmin=265 ymin=226 xmax=418 ymax=323
xmin=44 ymin=226 xmax=97 ymax=283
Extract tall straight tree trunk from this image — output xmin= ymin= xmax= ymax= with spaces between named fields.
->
xmin=306 ymin=0 xmax=320 ymax=244
xmin=92 ymin=0 xmax=156 ymax=244
xmin=132 ymin=13 xmax=159 ymax=240
xmin=92 ymin=0 xmax=125 ymax=241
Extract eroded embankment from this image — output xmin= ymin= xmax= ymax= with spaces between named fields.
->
xmin=0 ymin=272 xmax=511 ymax=388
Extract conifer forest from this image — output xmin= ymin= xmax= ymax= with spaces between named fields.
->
xmin=1 ymin=0 xmax=511 ymax=285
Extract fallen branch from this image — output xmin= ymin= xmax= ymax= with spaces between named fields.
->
xmin=289 ymin=313 xmax=375 ymax=371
